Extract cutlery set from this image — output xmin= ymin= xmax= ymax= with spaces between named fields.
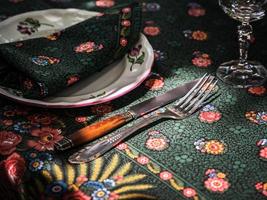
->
xmin=55 ymin=74 xmax=219 ymax=163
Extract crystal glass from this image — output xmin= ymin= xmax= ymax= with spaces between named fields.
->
xmin=217 ymin=0 xmax=267 ymax=88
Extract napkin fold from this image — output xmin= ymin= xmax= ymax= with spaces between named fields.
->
xmin=0 ymin=2 xmax=142 ymax=99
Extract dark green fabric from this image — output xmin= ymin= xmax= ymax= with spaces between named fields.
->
xmin=0 ymin=1 xmax=266 ymax=200
xmin=0 ymin=2 xmax=142 ymax=99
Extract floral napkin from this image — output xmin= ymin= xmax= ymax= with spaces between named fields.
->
xmin=0 ymin=2 xmax=142 ymax=99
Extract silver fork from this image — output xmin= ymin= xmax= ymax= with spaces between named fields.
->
xmin=69 ymin=75 xmax=218 ymax=164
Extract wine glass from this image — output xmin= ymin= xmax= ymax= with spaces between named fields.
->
xmin=217 ymin=0 xmax=267 ymax=88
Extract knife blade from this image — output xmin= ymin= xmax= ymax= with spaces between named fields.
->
xmin=55 ymin=76 xmax=205 ymax=151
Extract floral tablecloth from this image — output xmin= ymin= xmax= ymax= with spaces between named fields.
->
xmin=0 ymin=0 xmax=266 ymax=200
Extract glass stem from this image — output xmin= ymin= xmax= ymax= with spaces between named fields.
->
xmin=238 ymin=22 xmax=253 ymax=67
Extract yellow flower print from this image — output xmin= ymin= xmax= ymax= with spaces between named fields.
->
xmin=204 ymin=140 xmax=225 ymax=155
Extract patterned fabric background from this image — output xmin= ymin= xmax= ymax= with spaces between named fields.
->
xmin=0 ymin=0 xmax=266 ymax=200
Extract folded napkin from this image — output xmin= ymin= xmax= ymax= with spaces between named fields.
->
xmin=0 ymin=2 xmax=142 ymax=99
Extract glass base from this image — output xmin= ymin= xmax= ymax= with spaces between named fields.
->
xmin=216 ymin=60 xmax=267 ymax=88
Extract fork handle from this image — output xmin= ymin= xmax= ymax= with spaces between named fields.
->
xmin=69 ymin=114 xmax=162 ymax=163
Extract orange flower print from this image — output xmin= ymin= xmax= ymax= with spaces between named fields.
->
xmin=145 ymin=75 xmax=164 ymax=90
xmin=246 ymin=111 xmax=267 ymax=125
xmin=248 ymin=86 xmax=266 ymax=96
xmin=204 ymin=140 xmax=225 ymax=155
xmin=46 ymin=32 xmax=61 ymax=41
xmin=143 ymin=26 xmax=160 ymax=36
xmin=195 ymin=138 xmax=226 ymax=155
xmin=192 ymin=31 xmax=208 ymax=41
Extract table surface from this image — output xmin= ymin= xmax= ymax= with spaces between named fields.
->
xmin=0 ymin=0 xmax=266 ymax=200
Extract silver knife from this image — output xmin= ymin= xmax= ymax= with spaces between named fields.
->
xmin=55 ymin=75 xmax=206 ymax=151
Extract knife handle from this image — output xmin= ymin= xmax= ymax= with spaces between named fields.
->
xmin=55 ymin=112 xmax=134 ymax=151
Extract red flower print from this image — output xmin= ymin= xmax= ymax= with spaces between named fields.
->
xmin=2 ymin=119 xmax=13 ymax=126
xmin=192 ymin=57 xmax=212 ymax=68
xmin=0 ymin=153 xmax=26 ymax=185
xmin=28 ymin=113 xmax=56 ymax=125
xmin=255 ymin=182 xmax=263 ymax=190
xmin=121 ymin=20 xmax=131 ymax=27
xmin=15 ymin=42 xmax=23 ymax=47
xmin=204 ymin=177 xmax=230 ymax=193
xmin=122 ymin=7 xmax=131 ymax=13
xmin=91 ymin=103 xmax=113 ymax=116
xmin=95 ymin=0 xmax=115 ymax=8
xmin=192 ymin=53 xmax=212 ymax=68
xmin=255 ymin=182 xmax=267 ymax=197
xmin=109 ymin=192 xmax=119 ymax=200
xmin=145 ymin=77 xmax=164 ymax=91
xmin=113 ymin=175 xmax=124 ymax=181
xmin=15 ymin=107 xmax=29 ymax=115
xmin=74 ymin=41 xmax=103 ymax=53
xmin=192 ymin=31 xmax=208 ymax=41
xmin=27 ymin=127 xmax=63 ymax=151
xmin=183 ymin=188 xmax=197 ymax=198
xmin=188 ymin=7 xmax=206 ymax=17
xmin=159 ymin=171 xmax=173 ymax=180
xmin=67 ymin=75 xmax=80 ymax=86
xmin=136 ymin=156 xmax=150 ymax=165
xmin=250 ymin=35 xmax=256 ymax=43
xmin=143 ymin=26 xmax=160 ymax=36
xmin=0 ymin=131 xmax=22 ymax=155
xmin=75 ymin=176 xmax=88 ymax=186
xmin=116 ymin=143 xmax=128 ymax=150
xmin=260 ymin=147 xmax=267 ymax=159
xmin=199 ymin=111 xmax=222 ymax=123
xmin=3 ymin=110 xmax=15 ymax=117
xmin=62 ymin=189 xmax=91 ymax=200
xmin=23 ymin=79 xmax=33 ymax=90
xmin=120 ymin=38 xmax=128 ymax=47
xmin=248 ymin=86 xmax=266 ymax=96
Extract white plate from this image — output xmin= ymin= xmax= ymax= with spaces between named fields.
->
xmin=0 ymin=9 xmax=154 ymax=108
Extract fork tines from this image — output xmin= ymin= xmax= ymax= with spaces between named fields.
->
xmin=175 ymin=74 xmax=218 ymax=114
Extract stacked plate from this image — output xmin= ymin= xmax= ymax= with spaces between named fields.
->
xmin=0 ymin=9 xmax=154 ymax=108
